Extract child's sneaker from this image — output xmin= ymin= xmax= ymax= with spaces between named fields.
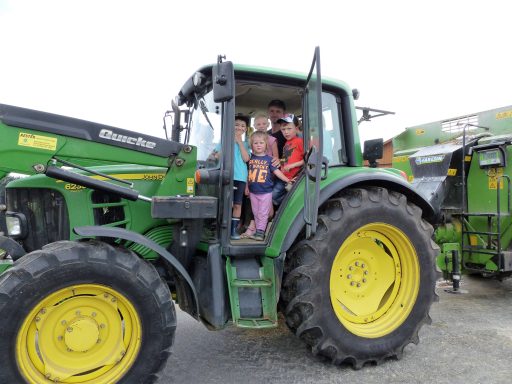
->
xmin=251 ymin=230 xmax=265 ymax=241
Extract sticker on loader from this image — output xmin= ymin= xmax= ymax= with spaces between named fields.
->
xmin=18 ymin=132 xmax=57 ymax=151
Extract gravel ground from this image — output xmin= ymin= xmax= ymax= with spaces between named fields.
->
xmin=158 ymin=275 xmax=512 ymax=384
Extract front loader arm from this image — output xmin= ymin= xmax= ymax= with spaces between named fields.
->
xmin=0 ymin=103 xmax=179 ymax=177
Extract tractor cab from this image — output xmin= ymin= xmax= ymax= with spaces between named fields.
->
xmin=163 ymin=49 xmax=355 ymax=255
xmin=155 ymin=49 xmax=358 ymax=328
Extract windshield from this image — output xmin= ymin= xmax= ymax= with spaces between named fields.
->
xmin=187 ymin=91 xmax=222 ymax=168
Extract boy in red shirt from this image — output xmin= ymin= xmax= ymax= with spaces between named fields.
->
xmin=272 ymin=114 xmax=304 ymax=206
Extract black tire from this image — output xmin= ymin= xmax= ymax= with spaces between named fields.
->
xmin=0 ymin=240 xmax=176 ymax=384
xmin=281 ymin=187 xmax=439 ymax=368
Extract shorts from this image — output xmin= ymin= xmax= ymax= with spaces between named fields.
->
xmin=233 ymin=180 xmax=246 ymax=205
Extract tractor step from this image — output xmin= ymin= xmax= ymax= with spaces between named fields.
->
xmin=462 ymin=247 xmax=498 ymax=256
xmin=226 ymin=256 xmax=278 ymax=329
xmin=231 ymin=278 xmax=272 ymax=288
xmin=462 ymin=212 xmax=510 ymax=217
xmin=237 ymin=318 xmax=278 ymax=328
xmin=464 ymin=230 xmax=499 ymax=236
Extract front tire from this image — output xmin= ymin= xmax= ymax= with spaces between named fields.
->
xmin=281 ymin=187 xmax=439 ymax=367
xmin=0 ymin=240 xmax=176 ymax=383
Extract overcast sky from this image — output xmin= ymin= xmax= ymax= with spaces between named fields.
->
xmin=0 ymin=0 xmax=510 ymax=144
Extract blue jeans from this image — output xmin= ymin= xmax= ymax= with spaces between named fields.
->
xmin=272 ymin=179 xmax=287 ymax=206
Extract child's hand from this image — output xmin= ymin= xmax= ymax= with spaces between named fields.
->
xmin=283 ymin=164 xmax=293 ymax=172
xmin=244 ymin=185 xmax=249 ymax=196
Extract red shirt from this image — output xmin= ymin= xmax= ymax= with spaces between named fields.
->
xmin=281 ymin=136 xmax=304 ymax=179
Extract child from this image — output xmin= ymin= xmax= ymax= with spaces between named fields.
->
xmin=272 ymin=113 xmax=304 ymax=206
xmin=253 ymin=113 xmax=279 ymax=159
xmin=239 ymin=115 xmax=279 ymax=238
xmin=247 ymin=131 xmax=292 ymax=241
xmin=228 ymin=115 xmax=251 ymax=239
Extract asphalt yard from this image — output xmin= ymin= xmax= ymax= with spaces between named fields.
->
xmin=159 ymin=275 xmax=512 ymax=384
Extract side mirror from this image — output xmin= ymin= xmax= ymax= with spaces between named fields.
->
xmin=363 ymin=138 xmax=384 ymax=168
xmin=212 ymin=56 xmax=234 ymax=102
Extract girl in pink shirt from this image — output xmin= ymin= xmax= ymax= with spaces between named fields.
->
xmin=253 ymin=114 xmax=278 ymax=160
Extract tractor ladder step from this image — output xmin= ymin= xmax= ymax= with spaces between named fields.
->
xmin=462 ymin=212 xmax=510 ymax=217
xmin=462 ymin=247 xmax=499 ymax=256
xmin=231 ymin=278 xmax=272 ymax=288
xmin=226 ymin=257 xmax=278 ymax=329
xmin=237 ymin=318 xmax=278 ymax=328
xmin=464 ymin=230 xmax=499 ymax=236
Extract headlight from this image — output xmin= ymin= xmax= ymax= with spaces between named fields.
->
xmin=5 ymin=212 xmax=27 ymax=239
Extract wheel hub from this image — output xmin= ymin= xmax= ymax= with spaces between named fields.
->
xmin=64 ymin=317 xmax=100 ymax=352
xmin=346 ymin=260 xmax=369 ymax=287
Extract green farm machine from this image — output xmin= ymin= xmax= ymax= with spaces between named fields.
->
xmin=0 ymin=48 xmax=439 ymax=383
xmin=392 ymin=106 xmax=512 ymax=286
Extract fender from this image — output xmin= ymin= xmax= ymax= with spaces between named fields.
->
xmin=280 ymin=171 xmax=437 ymax=254
xmin=0 ymin=235 xmax=26 ymax=260
xmin=74 ymin=225 xmax=199 ymax=316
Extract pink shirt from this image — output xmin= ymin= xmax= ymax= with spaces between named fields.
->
xmin=266 ymin=135 xmax=277 ymax=157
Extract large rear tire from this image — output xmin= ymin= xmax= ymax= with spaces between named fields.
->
xmin=281 ymin=187 xmax=439 ymax=368
xmin=0 ymin=240 xmax=176 ymax=384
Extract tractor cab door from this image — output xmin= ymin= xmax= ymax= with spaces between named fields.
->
xmin=302 ymin=47 xmax=324 ymax=238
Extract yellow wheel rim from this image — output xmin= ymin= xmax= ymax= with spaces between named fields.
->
xmin=330 ymin=223 xmax=420 ymax=338
xmin=16 ymin=284 xmax=142 ymax=383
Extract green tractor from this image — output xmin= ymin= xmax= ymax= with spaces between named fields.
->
xmin=0 ymin=48 xmax=438 ymax=383
xmin=391 ymin=106 xmax=512 ymax=286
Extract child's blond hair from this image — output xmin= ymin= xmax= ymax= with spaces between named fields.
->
xmin=250 ymin=130 xmax=268 ymax=150
xmin=253 ymin=113 xmax=269 ymax=124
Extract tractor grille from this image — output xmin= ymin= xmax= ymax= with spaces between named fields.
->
xmin=91 ymin=191 xmax=127 ymax=227
xmin=6 ymin=188 xmax=70 ymax=252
